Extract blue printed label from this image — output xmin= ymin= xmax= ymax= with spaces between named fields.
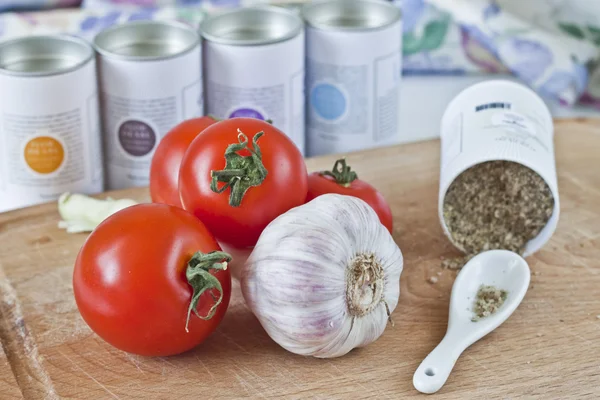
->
xmin=310 ymin=83 xmax=347 ymax=121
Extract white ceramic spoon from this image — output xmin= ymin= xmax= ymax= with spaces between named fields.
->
xmin=413 ymin=250 xmax=530 ymax=394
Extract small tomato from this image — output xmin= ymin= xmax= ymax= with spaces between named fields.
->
xmin=150 ymin=116 xmax=217 ymax=207
xmin=307 ymin=158 xmax=393 ymax=233
xmin=179 ymin=118 xmax=307 ymax=248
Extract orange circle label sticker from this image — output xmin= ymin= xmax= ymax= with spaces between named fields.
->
xmin=24 ymin=136 xmax=65 ymax=174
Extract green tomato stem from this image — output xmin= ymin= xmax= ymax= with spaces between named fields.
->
xmin=185 ymin=250 xmax=232 ymax=333
xmin=320 ymin=158 xmax=358 ymax=186
xmin=210 ymin=130 xmax=268 ymax=207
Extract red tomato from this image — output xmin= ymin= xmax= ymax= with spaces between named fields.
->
xmin=179 ymin=118 xmax=307 ymax=248
xmin=73 ymin=203 xmax=231 ymax=356
xmin=150 ymin=116 xmax=217 ymax=207
xmin=307 ymin=158 xmax=393 ymax=233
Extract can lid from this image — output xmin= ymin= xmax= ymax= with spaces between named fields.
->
xmin=0 ymin=35 xmax=94 ymax=77
xmin=199 ymin=6 xmax=303 ymax=46
xmin=94 ymin=21 xmax=200 ymax=61
xmin=302 ymin=0 xmax=401 ymax=31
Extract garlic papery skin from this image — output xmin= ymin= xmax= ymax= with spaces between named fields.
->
xmin=241 ymin=193 xmax=403 ymax=358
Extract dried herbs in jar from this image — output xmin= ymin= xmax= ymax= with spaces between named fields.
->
xmin=442 ymin=161 xmax=554 ymax=269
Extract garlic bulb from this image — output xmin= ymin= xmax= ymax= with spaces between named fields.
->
xmin=241 ymin=194 xmax=403 ymax=358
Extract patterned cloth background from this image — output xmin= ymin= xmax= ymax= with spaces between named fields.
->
xmin=0 ymin=0 xmax=80 ymax=12
xmin=1 ymin=0 xmax=600 ymax=108
xmin=401 ymin=0 xmax=599 ymax=107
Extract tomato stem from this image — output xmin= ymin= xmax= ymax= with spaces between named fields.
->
xmin=320 ymin=158 xmax=358 ymax=186
xmin=211 ymin=169 xmax=246 ymax=179
xmin=185 ymin=250 xmax=232 ymax=333
xmin=210 ymin=130 xmax=268 ymax=207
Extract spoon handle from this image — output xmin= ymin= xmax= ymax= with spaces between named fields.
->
xmin=413 ymin=331 xmax=468 ymax=394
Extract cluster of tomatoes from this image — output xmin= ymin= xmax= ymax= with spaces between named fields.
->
xmin=72 ymin=117 xmax=392 ymax=357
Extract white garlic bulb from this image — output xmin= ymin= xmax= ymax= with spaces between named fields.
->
xmin=241 ymin=194 xmax=403 ymax=358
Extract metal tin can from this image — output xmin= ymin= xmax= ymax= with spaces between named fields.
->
xmin=95 ymin=21 xmax=203 ymax=190
xmin=439 ymin=80 xmax=559 ymax=256
xmin=303 ymin=0 xmax=402 ymax=156
xmin=200 ymin=6 xmax=305 ymax=154
xmin=0 ymin=35 xmax=103 ymax=213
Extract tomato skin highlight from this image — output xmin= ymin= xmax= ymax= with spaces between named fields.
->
xmin=150 ymin=116 xmax=217 ymax=208
xmin=73 ymin=203 xmax=231 ymax=357
xmin=306 ymin=173 xmax=394 ymax=233
xmin=179 ymin=118 xmax=308 ymax=248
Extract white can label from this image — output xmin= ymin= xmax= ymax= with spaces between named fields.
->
xmin=490 ymin=111 xmax=537 ymax=136
xmin=306 ymin=21 xmax=402 ymax=157
xmin=209 ymin=82 xmax=282 ymax=122
xmin=440 ymin=102 xmax=554 ymax=175
xmin=0 ymin=61 xmax=103 ymax=212
xmin=100 ymin=45 xmax=202 ymax=190
xmin=309 ymin=63 xmax=365 ymax=132
xmin=204 ymin=33 xmax=305 ymax=155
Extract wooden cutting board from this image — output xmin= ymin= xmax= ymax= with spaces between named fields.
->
xmin=0 ymin=119 xmax=599 ymax=399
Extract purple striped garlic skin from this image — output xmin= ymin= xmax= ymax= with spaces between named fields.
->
xmin=241 ymin=194 xmax=403 ymax=358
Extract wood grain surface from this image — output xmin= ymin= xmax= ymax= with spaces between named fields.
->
xmin=0 ymin=341 xmax=22 ymax=399
xmin=0 ymin=119 xmax=599 ymax=399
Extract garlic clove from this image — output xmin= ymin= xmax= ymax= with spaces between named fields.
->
xmin=57 ymin=192 xmax=137 ymax=233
